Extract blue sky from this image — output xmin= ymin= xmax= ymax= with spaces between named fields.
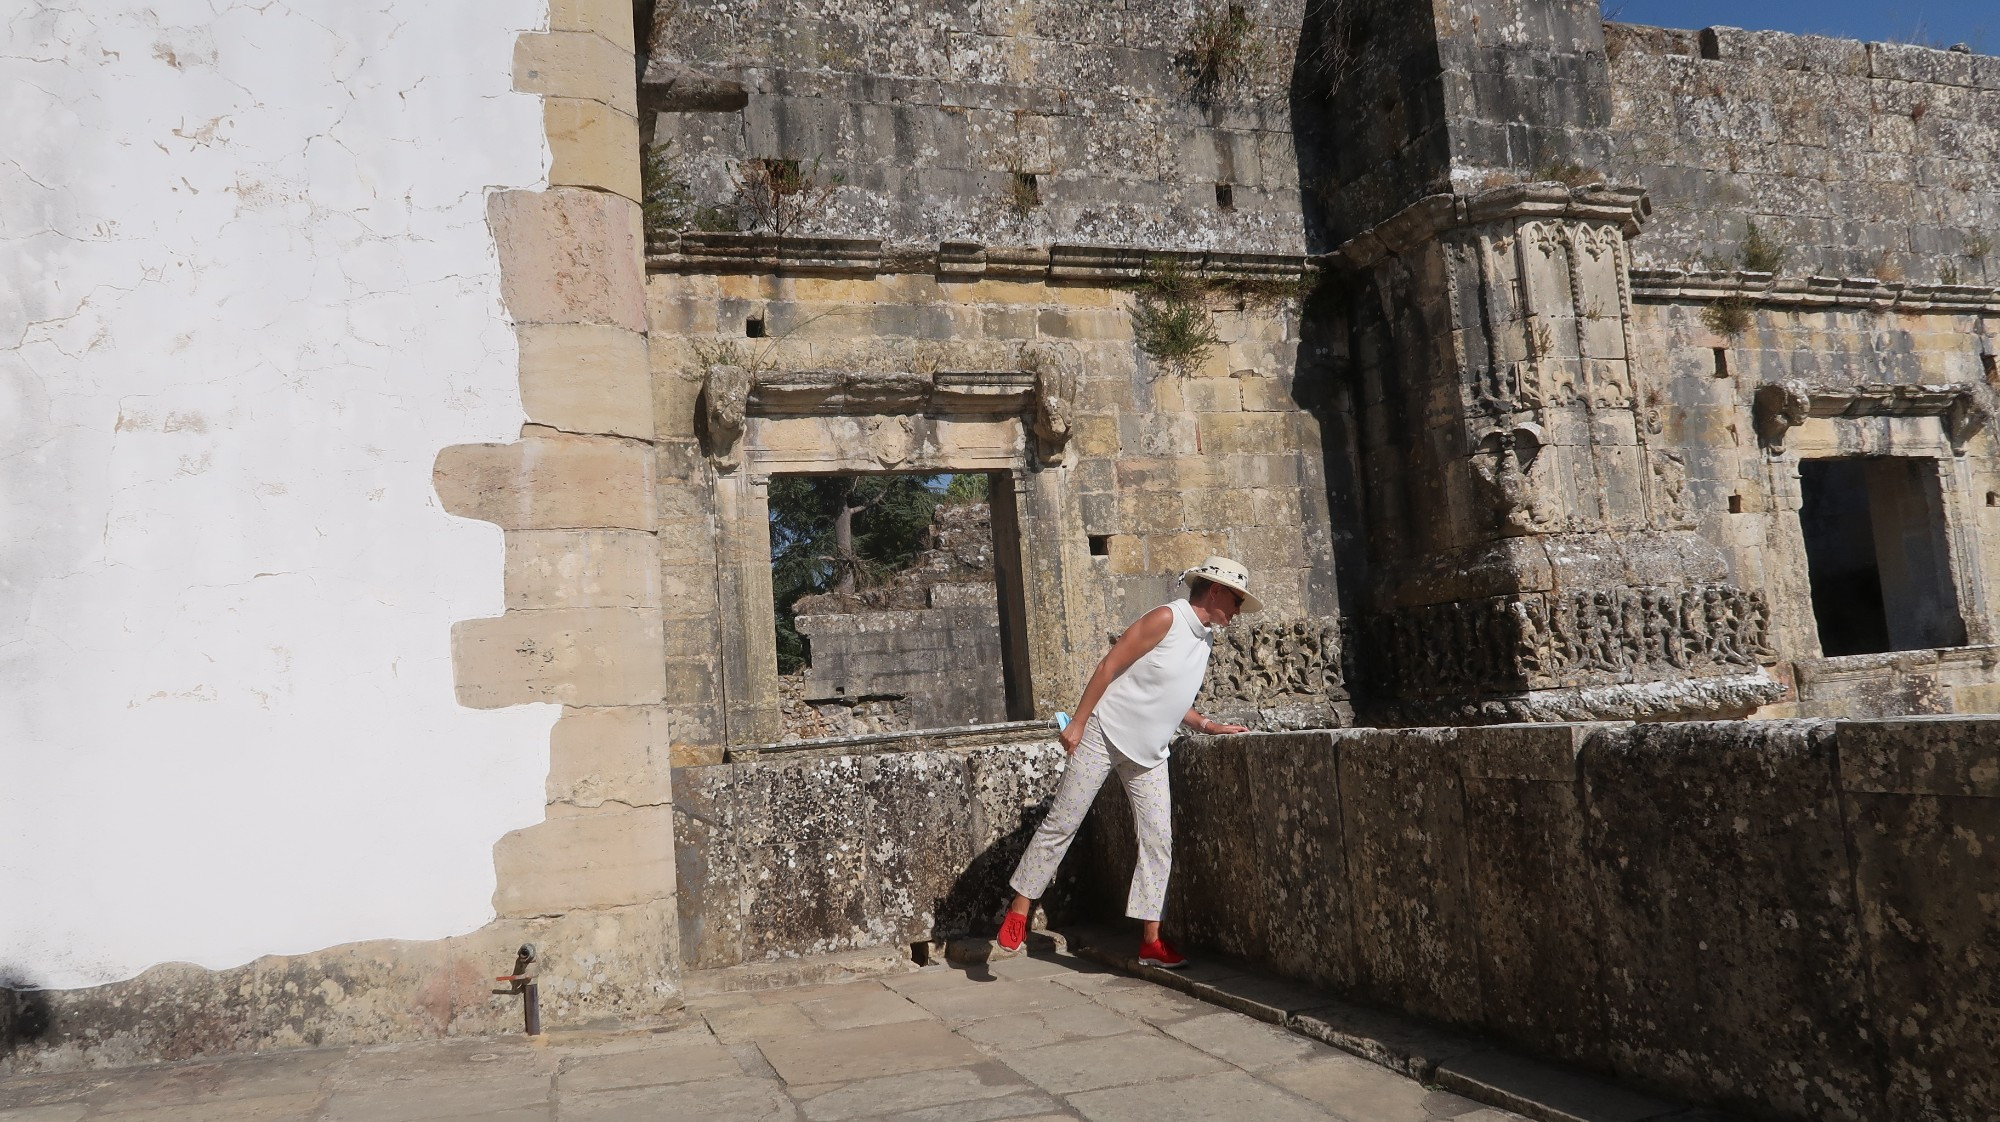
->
xmin=1607 ymin=0 xmax=1993 ymax=52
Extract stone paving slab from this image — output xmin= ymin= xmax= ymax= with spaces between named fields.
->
xmin=0 ymin=947 xmax=1552 ymax=1122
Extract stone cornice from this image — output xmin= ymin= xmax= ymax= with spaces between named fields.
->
xmin=1629 ymin=268 xmax=2000 ymax=313
xmin=646 ymin=233 xmax=1312 ymax=285
xmin=1327 ymin=184 xmax=1653 ymax=270
xmin=748 ymin=369 xmax=1037 ymax=417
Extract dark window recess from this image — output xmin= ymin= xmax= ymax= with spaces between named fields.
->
xmin=1699 ymin=28 xmax=1722 ymax=60
xmin=1088 ymin=534 xmax=1110 ymax=557
xmin=1799 ymin=458 xmax=1965 ymax=657
xmin=1712 ymin=347 xmax=1729 ymax=377
xmin=745 ymin=315 xmax=766 ymax=338
xmin=1983 ymin=352 xmax=1997 ymax=384
xmin=1988 ymin=492 xmax=1998 ymax=507
xmin=1728 ymin=494 xmax=1743 ymax=513
xmin=1214 ymin=183 xmax=1235 ymax=210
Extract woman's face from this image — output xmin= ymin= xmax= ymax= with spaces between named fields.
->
xmin=1198 ymin=584 xmax=1245 ymax=626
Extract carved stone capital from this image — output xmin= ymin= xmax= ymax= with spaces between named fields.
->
xmin=1753 ymin=380 xmax=1811 ymax=452
xmin=1020 ymin=342 xmax=1080 ymax=464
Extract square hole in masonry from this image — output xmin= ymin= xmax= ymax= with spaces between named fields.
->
xmin=745 ymin=315 xmax=766 ymax=338
xmin=1214 ymin=183 xmax=1234 ymax=210
xmin=1088 ymin=534 xmax=1110 ymax=557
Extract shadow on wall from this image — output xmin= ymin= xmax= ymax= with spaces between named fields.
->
xmin=1 ymin=971 xmax=53 ymax=1059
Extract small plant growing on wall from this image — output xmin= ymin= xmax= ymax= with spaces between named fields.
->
xmin=1738 ymin=220 xmax=1788 ymax=274
xmin=1181 ymin=3 xmax=1266 ymax=103
xmin=1131 ymin=257 xmax=1222 ymax=377
xmin=732 ymin=155 xmax=841 ymax=239
xmin=1700 ymin=295 xmax=1753 ymax=339
xmin=1532 ymin=161 xmax=1605 ymax=188
xmin=1004 ymin=170 xmax=1041 ymax=218
xmin=642 ymin=138 xmax=738 ymax=240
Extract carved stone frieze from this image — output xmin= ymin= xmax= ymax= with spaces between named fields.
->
xmin=1197 ymin=618 xmax=1350 ymax=730
xmin=1470 ymin=424 xmax=1554 ymax=535
xmin=1367 ymin=584 xmax=1776 ymax=704
xmin=1755 ymin=380 xmax=1991 ymax=454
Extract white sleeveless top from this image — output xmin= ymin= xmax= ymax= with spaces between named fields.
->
xmin=1092 ymin=599 xmax=1215 ymax=768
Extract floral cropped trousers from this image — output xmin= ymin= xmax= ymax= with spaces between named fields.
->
xmin=1007 ymin=715 xmax=1173 ymax=921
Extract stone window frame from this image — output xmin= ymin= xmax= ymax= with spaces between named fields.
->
xmin=707 ymin=368 xmax=1082 ymax=752
xmin=1764 ymin=402 xmax=1994 ymax=657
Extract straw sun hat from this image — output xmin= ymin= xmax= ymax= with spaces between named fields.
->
xmin=1179 ymin=556 xmax=1263 ymax=614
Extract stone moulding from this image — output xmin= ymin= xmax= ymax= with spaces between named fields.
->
xmin=646 ymin=232 xmax=1316 ymax=286
xmin=1325 ymin=184 xmax=1653 ymax=272
xmin=1630 ymin=267 xmax=2000 ymax=313
xmin=1754 ymin=379 xmax=1991 ymax=453
xmin=1380 ymin=671 xmax=1789 ymax=725
xmin=724 ymin=718 xmax=1056 ymax=762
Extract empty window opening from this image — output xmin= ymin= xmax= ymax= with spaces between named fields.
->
xmin=1988 ymin=491 xmax=1999 ymax=507
xmin=1698 ymin=28 xmax=1722 ymax=60
xmin=1088 ymin=533 xmax=1111 ymax=557
xmin=1712 ymin=347 xmax=1729 ymax=378
xmin=1798 ymin=458 xmax=1965 ymax=657
xmin=770 ymin=471 xmax=1030 ymax=739
xmin=1728 ymin=494 xmax=1743 ymax=514
xmin=1010 ymin=171 xmax=1040 ymax=209
xmin=745 ymin=315 xmax=766 ymax=338
xmin=1983 ymin=352 xmax=1997 ymax=384
xmin=1215 ymin=183 xmax=1235 ymax=210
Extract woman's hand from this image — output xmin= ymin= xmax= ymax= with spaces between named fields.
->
xmin=1059 ymin=718 xmax=1084 ymax=755
xmin=1209 ymin=722 xmax=1250 ymax=735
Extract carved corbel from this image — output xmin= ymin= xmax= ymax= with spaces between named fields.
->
xmin=1947 ymin=390 xmax=1988 ymax=455
xmin=1753 ymin=380 xmax=1810 ymax=453
xmin=1021 ymin=342 xmax=1080 ymax=464
xmin=1471 ymin=423 xmax=1550 ymax=536
xmin=700 ymin=363 xmax=752 ymax=469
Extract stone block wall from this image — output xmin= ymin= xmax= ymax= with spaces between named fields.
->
xmin=1091 ymin=719 xmax=2000 ymax=1122
xmin=1607 ymin=23 xmax=2000 ymax=280
xmin=648 ymin=259 xmax=1343 ymax=760
xmin=646 ymin=0 xmax=1306 ymax=251
xmin=671 ymin=736 xmax=1081 ymax=972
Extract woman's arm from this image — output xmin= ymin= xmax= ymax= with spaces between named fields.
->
xmin=1181 ymin=708 xmax=1249 ymax=736
xmin=1059 ymin=605 xmax=1175 ymax=753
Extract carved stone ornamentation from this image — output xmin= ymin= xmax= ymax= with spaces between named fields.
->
xmin=1752 ymin=380 xmax=1810 ymax=452
xmin=1368 ymin=584 xmax=1777 ymax=706
xmin=701 ymin=363 xmax=753 ymax=468
xmin=1020 ymin=342 xmax=1080 ymax=464
xmin=1470 ymin=425 xmax=1551 ymax=535
xmin=1946 ymin=390 xmax=1987 ymax=455
xmin=1196 ymin=618 xmax=1348 ymax=730
xmin=1650 ymin=448 xmax=1692 ymax=528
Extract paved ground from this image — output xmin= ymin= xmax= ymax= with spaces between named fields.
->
xmin=0 ymin=951 xmax=1526 ymax=1122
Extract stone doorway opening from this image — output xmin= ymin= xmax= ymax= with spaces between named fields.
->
xmin=769 ymin=470 xmax=1034 ymax=740
xmin=1799 ymin=457 xmax=1965 ymax=656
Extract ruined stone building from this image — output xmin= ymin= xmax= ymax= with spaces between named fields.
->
xmin=4 ymin=2 xmax=1998 ymax=1120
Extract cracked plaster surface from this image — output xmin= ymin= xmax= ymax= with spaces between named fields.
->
xmin=1 ymin=0 xmax=558 ymax=988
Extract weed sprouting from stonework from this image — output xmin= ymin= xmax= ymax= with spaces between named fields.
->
xmin=1940 ymin=262 xmax=1962 ymax=286
xmin=1701 ymin=296 xmax=1753 ymax=339
xmin=1004 ymin=170 xmax=1041 ymax=217
xmin=732 ymin=155 xmax=842 ymax=239
xmin=1181 ymin=3 xmax=1266 ymax=103
xmin=1738 ymin=221 xmax=1788 ymax=274
xmin=642 ymin=138 xmax=738 ymax=239
xmin=1131 ymin=258 xmax=1222 ymax=377
xmin=1965 ymin=234 xmax=1992 ymax=262
xmin=1298 ymin=0 xmax=1362 ymax=92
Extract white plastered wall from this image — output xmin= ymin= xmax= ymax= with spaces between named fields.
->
xmin=0 ymin=1 xmax=557 ymax=988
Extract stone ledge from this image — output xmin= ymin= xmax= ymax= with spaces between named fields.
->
xmin=1061 ymin=927 xmax=1732 ymax=1122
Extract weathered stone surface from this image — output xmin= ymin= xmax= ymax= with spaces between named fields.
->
xmin=435 ymin=436 xmax=654 ymax=532
xmin=546 ymin=705 xmax=672 ymax=810
xmin=451 ymin=608 xmax=667 ymax=709
xmin=492 ymin=806 xmax=677 ymax=917
xmin=490 ymin=189 xmax=645 ymax=331
xmin=1836 ymin=718 xmax=2000 ymax=1121
xmin=506 ymin=529 xmax=659 ymax=610
xmin=513 ymin=31 xmax=636 ymax=116
xmin=517 ymin=323 xmax=652 ymax=440
xmin=549 ymin=0 xmax=634 ymax=52
xmin=544 ymin=97 xmax=641 ymax=201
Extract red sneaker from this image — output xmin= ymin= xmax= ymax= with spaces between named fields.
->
xmin=1137 ymin=938 xmax=1188 ymax=968
xmin=997 ymin=911 xmax=1028 ymax=952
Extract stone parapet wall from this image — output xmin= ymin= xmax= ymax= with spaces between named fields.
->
xmin=671 ymin=737 xmax=1084 ymax=973
xmin=1088 ymin=719 xmax=2000 ymax=1122
xmin=1607 ymin=23 xmax=2000 ymax=281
